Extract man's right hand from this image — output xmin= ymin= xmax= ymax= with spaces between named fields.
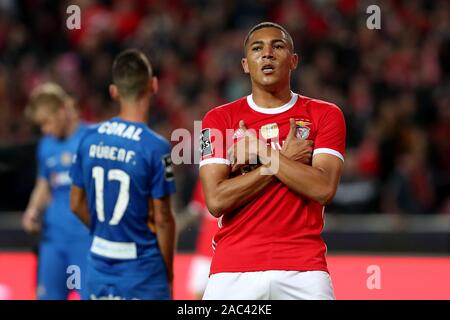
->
xmin=22 ymin=208 xmax=41 ymax=233
xmin=281 ymin=118 xmax=313 ymax=165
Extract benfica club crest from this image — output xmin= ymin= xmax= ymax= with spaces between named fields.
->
xmin=295 ymin=120 xmax=311 ymax=140
xmin=61 ymin=152 xmax=73 ymax=166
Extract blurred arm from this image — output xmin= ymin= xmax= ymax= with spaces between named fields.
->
xmin=150 ymin=196 xmax=176 ymax=286
xmin=260 ymin=150 xmax=344 ymax=205
xmin=199 ymin=163 xmax=274 ymax=217
xmin=175 ymin=205 xmax=202 ymax=235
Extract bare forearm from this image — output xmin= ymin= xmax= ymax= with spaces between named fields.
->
xmin=26 ymin=180 xmax=50 ymax=213
xmin=156 ymin=215 xmax=176 ymax=281
xmin=73 ymin=201 xmax=91 ymax=227
xmin=261 ymin=151 xmax=339 ymax=205
xmin=205 ymin=166 xmax=275 ymax=216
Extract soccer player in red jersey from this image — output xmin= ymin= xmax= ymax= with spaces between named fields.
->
xmin=180 ymin=179 xmax=218 ymax=299
xmin=199 ymin=22 xmax=346 ymax=300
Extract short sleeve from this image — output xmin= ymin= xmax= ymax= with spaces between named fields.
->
xmin=150 ymin=140 xmax=176 ymax=199
xmin=70 ymin=142 xmax=85 ymax=188
xmin=313 ymin=104 xmax=346 ymax=162
xmin=37 ymin=140 xmax=49 ymax=181
xmin=199 ymin=110 xmax=232 ymax=167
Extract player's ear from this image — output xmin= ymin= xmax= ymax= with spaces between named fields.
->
xmin=109 ymin=84 xmax=119 ymax=100
xmin=64 ymin=96 xmax=76 ymax=111
xmin=241 ymin=58 xmax=250 ymax=74
xmin=290 ymin=53 xmax=299 ymax=71
xmin=149 ymin=77 xmax=158 ymax=95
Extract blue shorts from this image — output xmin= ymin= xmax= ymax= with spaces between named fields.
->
xmin=86 ymin=256 xmax=170 ymax=300
xmin=37 ymin=237 xmax=91 ymax=300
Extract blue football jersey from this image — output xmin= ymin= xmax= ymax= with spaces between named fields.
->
xmin=70 ymin=118 xmax=175 ymax=263
xmin=38 ymin=123 xmax=90 ymax=240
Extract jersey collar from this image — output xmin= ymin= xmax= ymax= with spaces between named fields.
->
xmin=246 ymin=91 xmax=298 ymax=114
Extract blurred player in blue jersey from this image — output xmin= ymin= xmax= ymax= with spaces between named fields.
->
xmin=70 ymin=49 xmax=176 ymax=300
xmin=22 ymin=83 xmax=91 ymax=299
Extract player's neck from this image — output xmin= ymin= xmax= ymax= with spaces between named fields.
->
xmin=251 ymin=84 xmax=292 ymax=108
xmin=118 ymin=99 xmax=149 ymax=123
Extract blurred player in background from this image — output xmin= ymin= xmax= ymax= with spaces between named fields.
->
xmin=22 ymin=83 xmax=91 ymax=299
xmin=199 ymin=22 xmax=345 ymax=299
xmin=70 ymin=49 xmax=176 ymax=300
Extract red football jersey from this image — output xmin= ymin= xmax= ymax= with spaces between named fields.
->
xmin=200 ymin=93 xmax=346 ymax=274
xmin=190 ymin=179 xmax=218 ymax=258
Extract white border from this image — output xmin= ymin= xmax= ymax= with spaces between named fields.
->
xmin=247 ymin=91 xmax=298 ymax=114
xmin=199 ymin=158 xmax=231 ymax=167
xmin=313 ymin=148 xmax=344 ymax=162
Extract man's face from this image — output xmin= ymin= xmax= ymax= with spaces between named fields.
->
xmin=34 ymin=105 xmax=66 ymax=139
xmin=242 ymin=27 xmax=298 ymax=89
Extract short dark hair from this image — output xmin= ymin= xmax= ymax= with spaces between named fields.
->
xmin=244 ymin=22 xmax=294 ymax=52
xmin=112 ymin=49 xmax=153 ymax=100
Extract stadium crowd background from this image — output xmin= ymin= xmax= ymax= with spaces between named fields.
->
xmin=0 ymin=0 xmax=449 ymax=217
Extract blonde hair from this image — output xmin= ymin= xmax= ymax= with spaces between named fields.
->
xmin=25 ymin=83 xmax=73 ymax=120
xmin=112 ymin=49 xmax=152 ymax=101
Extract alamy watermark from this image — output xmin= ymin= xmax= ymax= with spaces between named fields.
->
xmin=65 ymin=4 xmax=381 ymax=32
